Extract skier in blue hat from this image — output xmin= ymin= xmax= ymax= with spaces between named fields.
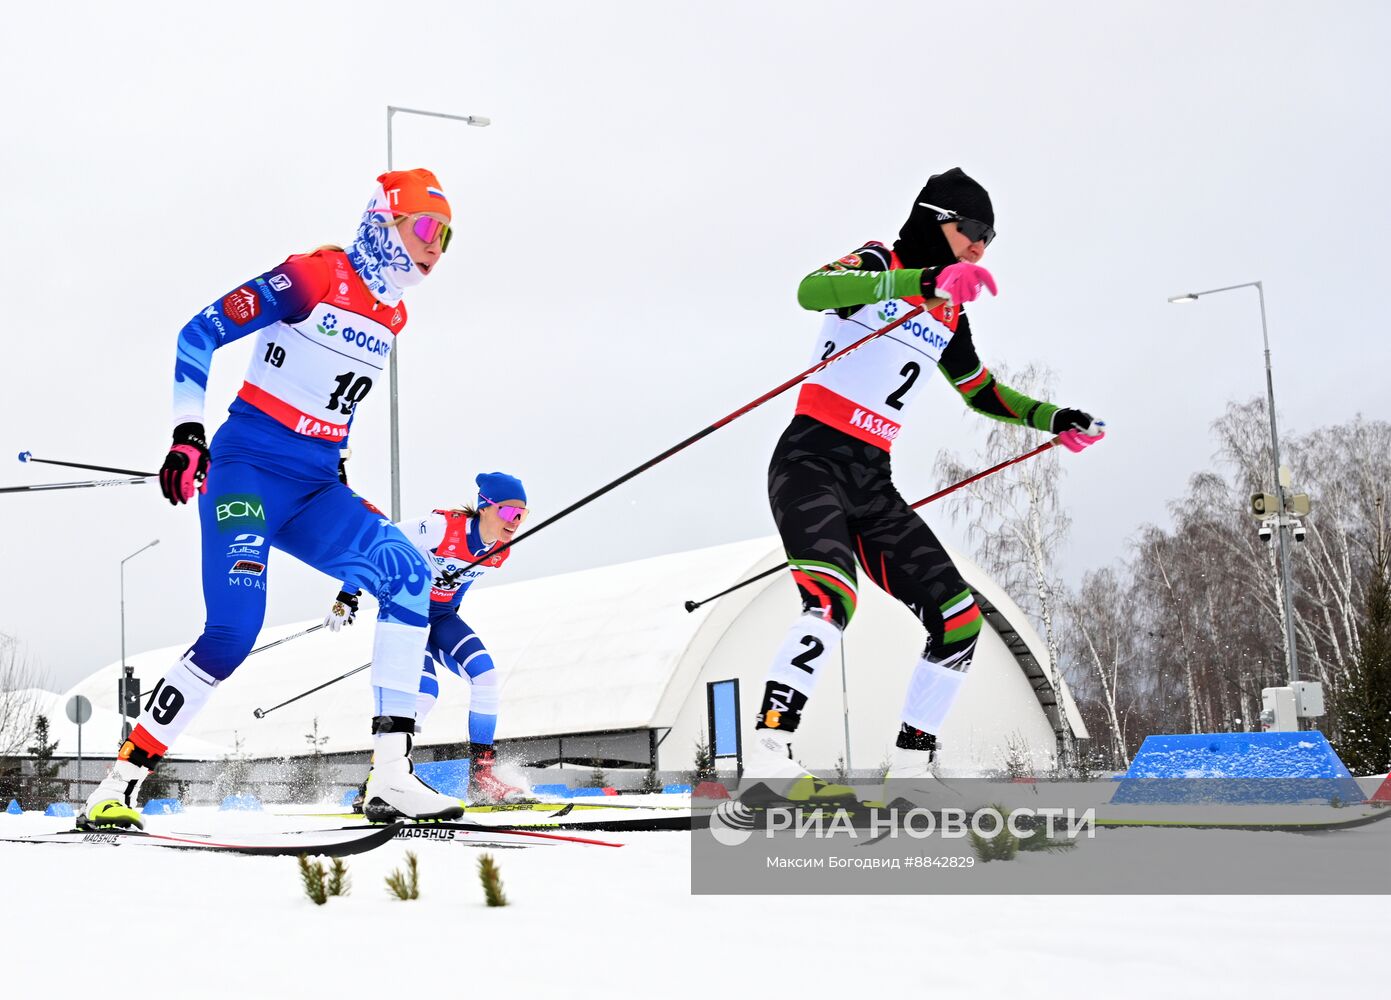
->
xmin=327 ymin=472 xmax=533 ymax=811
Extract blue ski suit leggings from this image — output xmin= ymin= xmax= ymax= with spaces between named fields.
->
xmin=131 ymin=411 xmax=431 ymax=756
xmin=417 ymin=607 xmax=499 ymax=745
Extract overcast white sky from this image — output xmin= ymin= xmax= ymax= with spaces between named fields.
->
xmin=3 ymin=1 xmax=1387 ymax=693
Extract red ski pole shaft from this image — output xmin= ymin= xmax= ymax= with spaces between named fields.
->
xmin=683 ymin=437 xmax=1060 ymax=611
xmin=909 ymin=439 xmax=1058 ymax=508
xmin=445 ymin=300 xmax=938 ymax=570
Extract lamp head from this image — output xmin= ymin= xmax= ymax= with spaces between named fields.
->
xmin=1167 ymin=293 xmax=1199 ymax=304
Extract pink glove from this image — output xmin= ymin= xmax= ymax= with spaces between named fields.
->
xmin=1057 ymin=422 xmax=1106 ymax=453
xmin=932 ymin=261 xmax=997 ymax=305
xmin=158 ymin=422 xmax=210 ymax=505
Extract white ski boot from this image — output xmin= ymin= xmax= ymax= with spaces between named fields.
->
xmin=78 ymin=759 xmax=150 ymax=829
xmin=363 ymin=731 xmax=464 ymax=823
xmin=740 ymin=728 xmax=856 ymax=805
xmin=884 ymin=743 xmax=937 ymax=781
xmin=883 ymin=736 xmax=986 ymax=813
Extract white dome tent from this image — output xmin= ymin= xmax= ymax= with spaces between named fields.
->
xmin=63 ymin=536 xmax=1086 ymax=780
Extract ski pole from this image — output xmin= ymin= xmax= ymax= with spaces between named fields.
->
xmin=1 ymin=476 xmax=150 ymax=495
xmin=682 ymin=438 xmax=1060 ymax=612
xmin=142 ymin=624 xmax=329 ymax=711
xmin=439 ymin=299 xmax=939 ymax=573
xmin=18 ymin=451 xmax=157 ymax=478
xmin=252 ymin=661 xmax=371 ymax=719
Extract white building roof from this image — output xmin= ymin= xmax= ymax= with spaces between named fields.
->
xmin=63 ymin=535 xmax=1085 ymax=764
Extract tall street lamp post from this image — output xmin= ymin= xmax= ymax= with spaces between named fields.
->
xmin=385 ymin=105 xmax=491 ymax=520
xmin=120 ymin=539 xmax=160 ymax=741
xmin=1168 ymin=281 xmax=1300 ymax=683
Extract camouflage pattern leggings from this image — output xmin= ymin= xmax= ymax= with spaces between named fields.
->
xmin=767 ymin=417 xmax=982 ymax=662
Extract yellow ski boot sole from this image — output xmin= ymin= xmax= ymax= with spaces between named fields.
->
xmin=80 ymin=800 xmax=144 ymax=830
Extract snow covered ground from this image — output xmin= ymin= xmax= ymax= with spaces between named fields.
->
xmin=1 ymin=807 xmax=1386 ymax=999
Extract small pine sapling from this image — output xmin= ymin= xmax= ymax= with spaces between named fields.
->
xmin=586 ymin=758 xmax=607 ymax=789
xmin=385 ymin=851 xmax=421 ymax=900
xmin=477 ymin=853 xmax=509 ymax=907
xmin=968 ymin=806 xmax=1019 ymax=863
xmin=298 ymin=854 xmax=328 ymax=905
xmin=1015 ymin=819 xmax=1078 ymax=855
xmin=327 ymin=857 xmax=351 ymax=897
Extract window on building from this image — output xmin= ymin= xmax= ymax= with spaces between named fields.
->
xmin=707 ymin=679 xmax=741 ymax=762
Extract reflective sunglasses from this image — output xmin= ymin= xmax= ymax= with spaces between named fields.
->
xmin=917 ymin=202 xmax=996 ymax=247
xmin=481 ymin=495 xmax=528 ymax=523
xmin=496 ymin=504 xmax=527 ymax=524
xmin=410 ymin=214 xmax=453 ymax=252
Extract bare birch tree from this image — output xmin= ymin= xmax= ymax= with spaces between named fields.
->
xmin=1 ymin=633 xmax=47 ymax=759
xmin=1058 ymin=402 xmax=1389 ymax=749
xmin=933 ymin=363 xmax=1076 ymax=767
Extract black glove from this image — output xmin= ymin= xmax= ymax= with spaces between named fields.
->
xmin=1050 ymin=408 xmax=1096 ymax=434
xmin=158 ymin=422 xmax=210 ymax=506
xmin=338 ymin=446 xmax=351 ymax=486
xmin=1050 ymin=407 xmax=1106 ymax=453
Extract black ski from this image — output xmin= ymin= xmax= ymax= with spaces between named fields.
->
xmin=371 ymin=821 xmax=625 ymax=848
xmin=0 ymin=822 xmax=401 ymax=857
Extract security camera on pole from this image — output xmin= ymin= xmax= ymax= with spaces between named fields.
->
xmin=1251 ymin=486 xmax=1311 ymax=547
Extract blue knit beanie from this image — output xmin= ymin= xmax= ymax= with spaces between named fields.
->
xmin=476 ymin=471 xmax=526 ymax=508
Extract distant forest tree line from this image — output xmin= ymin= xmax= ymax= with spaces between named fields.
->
xmin=938 ymin=375 xmax=1390 ymax=775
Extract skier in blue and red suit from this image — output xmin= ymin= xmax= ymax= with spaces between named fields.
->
xmin=82 ymin=169 xmax=466 ymax=827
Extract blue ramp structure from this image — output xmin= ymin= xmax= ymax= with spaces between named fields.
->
xmin=1111 ymin=731 xmax=1366 ymax=806
xmin=142 ymin=798 xmax=184 ymax=815
xmin=219 ymin=794 xmax=263 ymax=811
xmin=413 ymin=758 xmax=470 ymax=798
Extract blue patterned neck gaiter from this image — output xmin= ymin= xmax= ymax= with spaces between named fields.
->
xmin=345 ymin=183 xmax=423 ymax=306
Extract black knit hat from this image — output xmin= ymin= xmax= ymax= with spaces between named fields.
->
xmin=895 ymin=167 xmax=993 ymax=268
xmin=917 ymin=168 xmax=992 ymax=225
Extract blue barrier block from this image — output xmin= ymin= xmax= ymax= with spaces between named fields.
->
xmin=142 ymin=798 xmax=183 ymax=815
xmin=340 ymin=787 xmax=359 ymax=807
xmin=6 ymin=799 xmax=22 ymax=814
xmin=1111 ymin=731 xmax=1366 ymax=805
xmin=569 ymin=787 xmax=607 ymax=797
xmin=413 ymin=758 xmax=471 ymax=799
xmin=662 ymin=783 xmax=693 ymax=794
xmin=531 ymin=783 xmax=570 ymax=798
xmin=219 ymin=794 xmax=263 ymax=812
xmin=44 ymin=802 xmax=75 ymax=817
